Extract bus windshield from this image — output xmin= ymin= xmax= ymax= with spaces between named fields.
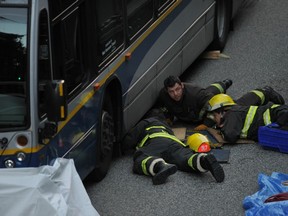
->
xmin=0 ymin=7 xmax=28 ymax=129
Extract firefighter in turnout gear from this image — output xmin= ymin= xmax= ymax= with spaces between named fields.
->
xmin=122 ymin=110 xmax=225 ymax=185
xmin=157 ymin=76 xmax=285 ymax=128
xmin=207 ymin=90 xmax=287 ymax=143
xmin=157 ymin=76 xmax=233 ymax=124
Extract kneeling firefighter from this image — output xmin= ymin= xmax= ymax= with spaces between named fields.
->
xmin=122 ymin=110 xmax=224 ymax=185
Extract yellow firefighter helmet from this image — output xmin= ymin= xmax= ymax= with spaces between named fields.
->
xmin=207 ymin=94 xmax=235 ymax=111
xmin=186 ymin=133 xmax=211 ymax=153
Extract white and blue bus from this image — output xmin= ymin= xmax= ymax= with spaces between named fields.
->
xmin=0 ymin=0 xmax=244 ymax=181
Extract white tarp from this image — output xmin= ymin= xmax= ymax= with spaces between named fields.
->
xmin=0 ymin=158 xmax=100 ymax=216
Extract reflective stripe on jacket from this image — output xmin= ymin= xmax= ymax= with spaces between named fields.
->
xmin=137 ymin=126 xmax=186 ymax=149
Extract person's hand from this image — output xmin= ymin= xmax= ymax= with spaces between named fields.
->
xmin=194 ymin=124 xmax=208 ymax=131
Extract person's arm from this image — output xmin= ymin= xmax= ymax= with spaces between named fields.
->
xmin=220 ymin=112 xmax=243 ymax=143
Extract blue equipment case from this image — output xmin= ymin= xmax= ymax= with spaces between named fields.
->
xmin=258 ymin=123 xmax=288 ymax=153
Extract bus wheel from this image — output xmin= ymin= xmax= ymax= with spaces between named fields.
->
xmin=210 ymin=0 xmax=231 ymax=51
xmin=89 ymin=111 xmax=114 ymax=182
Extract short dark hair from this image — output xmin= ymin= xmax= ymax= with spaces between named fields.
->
xmin=164 ymin=76 xmax=181 ymax=90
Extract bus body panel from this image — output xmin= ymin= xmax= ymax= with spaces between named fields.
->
xmin=0 ymin=0 xmax=244 ymax=180
xmin=122 ymin=0 xmax=216 ymax=131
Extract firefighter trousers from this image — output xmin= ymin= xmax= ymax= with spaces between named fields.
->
xmin=133 ymin=137 xmax=198 ymax=176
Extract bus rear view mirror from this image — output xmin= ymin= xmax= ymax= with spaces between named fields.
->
xmin=45 ymin=80 xmax=67 ymax=122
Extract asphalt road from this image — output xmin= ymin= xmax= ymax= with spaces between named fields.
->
xmin=85 ymin=1 xmax=288 ymax=215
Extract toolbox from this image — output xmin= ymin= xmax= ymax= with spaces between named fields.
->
xmin=258 ymin=124 xmax=288 ymax=153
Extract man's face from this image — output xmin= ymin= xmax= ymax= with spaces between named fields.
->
xmin=167 ymin=83 xmax=184 ymax=102
xmin=213 ymin=111 xmax=224 ymax=128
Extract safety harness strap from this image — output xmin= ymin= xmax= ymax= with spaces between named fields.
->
xmin=241 ymin=106 xmax=258 ymax=139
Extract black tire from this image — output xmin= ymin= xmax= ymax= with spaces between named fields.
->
xmin=88 ymin=110 xmax=115 ymax=182
xmin=209 ymin=0 xmax=232 ymax=51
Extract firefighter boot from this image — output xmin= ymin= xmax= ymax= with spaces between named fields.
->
xmin=198 ymin=153 xmax=225 ymax=182
xmin=222 ymin=79 xmax=233 ymax=90
xmin=150 ymin=159 xmax=177 ymax=185
xmin=262 ymin=86 xmax=285 ymax=105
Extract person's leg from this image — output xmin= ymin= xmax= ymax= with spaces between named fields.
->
xmin=133 ymin=150 xmax=177 ymax=185
xmin=193 ymin=153 xmax=225 ymax=183
xmin=261 ymin=86 xmax=285 ymax=105
xmin=205 ymin=79 xmax=233 ymax=95
xmin=163 ymin=145 xmax=225 ymax=182
xmin=236 ymin=87 xmax=285 ymax=106
xmin=235 ymin=90 xmax=264 ymax=106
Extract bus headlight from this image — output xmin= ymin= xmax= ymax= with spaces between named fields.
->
xmin=4 ymin=159 xmax=15 ymax=168
xmin=17 ymin=152 xmax=26 ymax=162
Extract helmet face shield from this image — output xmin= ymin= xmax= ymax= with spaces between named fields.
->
xmin=186 ymin=133 xmax=211 ymax=153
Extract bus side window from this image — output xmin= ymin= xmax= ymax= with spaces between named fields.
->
xmin=95 ymin=0 xmax=124 ymax=69
xmin=38 ymin=9 xmax=52 ymax=119
xmin=126 ymin=0 xmax=153 ymax=41
xmin=52 ymin=4 xmax=86 ymax=100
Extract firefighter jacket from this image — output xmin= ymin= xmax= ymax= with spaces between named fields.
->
xmin=220 ymin=102 xmax=288 ymax=143
xmin=158 ymin=83 xmax=215 ymax=123
xmin=122 ymin=117 xmax=185 ymax=153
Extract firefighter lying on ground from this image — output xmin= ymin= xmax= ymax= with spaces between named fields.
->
xmin=156 ymin=75 xmax=233 ymax=125
xmin=122 ymin=109 xmax=224 ymax=185
xmin=157 ymin=76 xmax=285 ymax=129
xmin=207 ymin=93 xmax=287 ymax=143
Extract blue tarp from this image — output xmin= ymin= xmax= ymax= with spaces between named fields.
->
xmin=243 ymin=172 xmax=288 ymax=216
